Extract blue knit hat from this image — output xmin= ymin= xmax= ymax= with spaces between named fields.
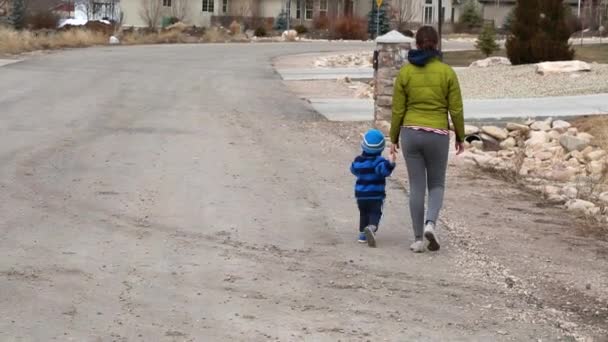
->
xmin=361 ymin=129 xmax=386 ymax=154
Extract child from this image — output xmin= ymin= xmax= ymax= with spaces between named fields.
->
xmin=350 ymin=129 xmax=396 ymax=247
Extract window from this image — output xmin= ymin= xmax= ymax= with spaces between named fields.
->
xmin=163 ymin=0 xmax=171 ymax=7
xmin=222 ymin=0 xmax=228 ymax=13
xmin=319 ymin=0 xmax=327 ymax=17
xmin=296 ymin=0 xmax=301 ymax=19
xmin=202 ymin=0 xmax=214 ymax=12
xmin=305 ymin=0 xmax=313 ymax=20
xmin=424 ymin=0 xmax=433 ymax=24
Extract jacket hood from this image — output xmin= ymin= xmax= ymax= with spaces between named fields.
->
xmin=408 ymin=49 xmax=442 ymax=66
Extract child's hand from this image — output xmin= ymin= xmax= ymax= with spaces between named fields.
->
xmin=388 ymin=150 xmax=397 ymax=163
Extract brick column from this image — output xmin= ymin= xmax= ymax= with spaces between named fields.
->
xmin=374 ymin=30 xmax=414 ymax=133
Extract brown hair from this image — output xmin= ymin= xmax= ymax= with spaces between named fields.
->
xmin=415 ymin=26 xmax=439 ymax=51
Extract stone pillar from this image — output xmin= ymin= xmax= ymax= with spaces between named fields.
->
xmin=373 ymin=30 xmax=414 ymax=133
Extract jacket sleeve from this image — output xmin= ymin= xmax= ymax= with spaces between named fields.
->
xmin=350 ymin=161 xmax=358 ymax=176
xmin=375 ymin=159 xmax=396 ymax=177
xmin=447 ymin=68 xmax=465 ymax=143
xmin=390 ymin=70 xmax=407 ymax=144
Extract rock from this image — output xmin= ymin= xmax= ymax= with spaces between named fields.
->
xmin=587 ymin=160 xmax=606 ymax=175
xmin=471 ymin=140 xmax=484 ymax=150
xmin=482 ymin=126 xmax=508 ymax=141
xmin=585 ymin=149 xmax=607 ymax=162
xmin=566 ymin=199 xmax=596 ymax=214
xmin=109 ymin=36 xmax=120 ymax=44
xmin=479 ymin=133 xmax=500 ymax=150
xmin=506 ymin=123 xmax=530 ymax=133
xmin=544 ymin=185 xmax=560 ymax=196
xmin=526 ymin=131 xmax=549 ymax=147
xmin=552 ymin=120 xmax=571 ymax=132
xmin=281 ymin=30 xmax=298 ymax=41
xmin=469 ymin=56 xmax=511 ymax=68
xmin=560 ymin=135 xmax=590 ymax=152
xmin=535 ymin=151 xmax=553 ymax=161
xmin=598 ymin=192 xmax=608 ymax=205
xmin=530 ymin=119 xmax=552 ymax=132
xmin=548 ymin=167 xmax=579 ymax=182
xmin=536 ymin=60 xmax=592 ymax=75
xmin=500 ymin=137 xmax=517 ymax=149
xmin=465 ymin=124 xmax=480 ymax=135
xmin=567 ymin=127 xmax=578 ymax=135
xmin=577 ymin=132 xmax=594 ymax=143
xmin=562 ymin=186 xmax=578 ymax=199
xmin=548 ymin=130 xmax=561 ymax=141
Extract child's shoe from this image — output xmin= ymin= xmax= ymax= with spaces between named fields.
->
xmin=358 ymin=232 xmax=367 ymax=243
xmin=364 ymin=225 xmax=378 ymax=248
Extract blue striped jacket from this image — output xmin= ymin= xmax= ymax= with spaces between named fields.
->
xmin=350 ymin=153 xmax=396 ymax=200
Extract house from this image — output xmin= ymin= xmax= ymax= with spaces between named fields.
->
xmin=120 ymin=0 xmax=456 ymax=28
xmin=476 ymin=0 xmax=583 ymax=28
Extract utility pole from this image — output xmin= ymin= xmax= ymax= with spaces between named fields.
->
xmin=438 ymin=0 xmax=443 ymax=51
xmin=286 ymin=0 xmax=291 ymax=30
xmin=578 ymin=0 xmax=583 ymax=46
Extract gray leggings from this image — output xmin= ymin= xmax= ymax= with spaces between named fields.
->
xmin=400 ymin=128 xmax=450 ymax=240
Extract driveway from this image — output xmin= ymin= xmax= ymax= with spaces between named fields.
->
xmin=0 ymin=43 xmax=603 ymax=341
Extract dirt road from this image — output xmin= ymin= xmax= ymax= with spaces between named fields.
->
xmin=0 ymin=43 xmax=606 ymax=341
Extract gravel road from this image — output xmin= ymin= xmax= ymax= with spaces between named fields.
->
xmin=1 ymin=43 xmax=606 ymax=341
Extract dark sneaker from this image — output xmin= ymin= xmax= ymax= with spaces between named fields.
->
xmin=358 ymin=232 xmax=367 ymax=243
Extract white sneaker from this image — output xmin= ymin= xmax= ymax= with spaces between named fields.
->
xmin=364 ymin=225 xmax=377 ymax=248
xmin=409 ymin=240 xmax=425 ymax=253
xmin=424 ymin=222 xmax=440 ymax=252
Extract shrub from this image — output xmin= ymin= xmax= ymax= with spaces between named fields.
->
xmin=476 ymin=23 xmax=499 ymax=57
xmin=367 ymin=3 xmax=390 ymax=37
xmin=506 ymin=0 xmax=573 ymax=65
xmin=502 ymin=8 xmax=514 ymax=32
xmin=400 ymin=28 xmax=414 ymax=38
xmin=506 ymin=0 xmax=540 ymax=64
xmin=254 ymin=26 xmax=267 ymax=37
xmin=459 ymin=0 xmax=483 ymax=31
xmin=332 ymin=16 xmax=368 ymax=40
xmin=10 ymin=0 xmax=26 ymax=29
xmin=229 ymin=20 xmax=241 ymax=35
xmin=294 ymin=24 xmax=308 ymax=35
xmin=313 ymin=15 xmax=330 ymax=30
xmin=273 ymin=10 xmax=288 ymax=31
xmin=26 ymin=10 xmax=59 ymax=30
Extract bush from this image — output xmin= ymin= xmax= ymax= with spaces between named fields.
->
xmin=476 ymin=23 xmax=499 ymax=57
xmin=506 ymin=0 xmax=573 ymax=65
xmin=294 ymin=24 xmax=308 ymax=35
xmin=273 ymin=10 xmax=288 ymax=31
xmin=313 ymin=15 xmax=330 ymax=30
xmin=10 ymin=0 xmax=26 ymax=29
xmin=502 ymin=8 xmax=514 ymax=32
xmin=26 ymin=10 xmax=59 ymax=30
xmin=368 ymin=3 xmax=390 ymax=37
xmin=254 ymin=26 xmax=267 ymax=37
xmin=229 ymin=20 xmax=241 ymax=35
xmin=459 ymin=0 xmax=483 ymax=31
xmin=332 ymin=16 xmax=368 ymax=40
xmin=400 ymin=28 xmax=414 ymax=38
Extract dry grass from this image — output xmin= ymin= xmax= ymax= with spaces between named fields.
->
xmin=570 ymin=115 xmax=608 ymax=152
xmin=0 ymin=27 xmax=107 ymax=55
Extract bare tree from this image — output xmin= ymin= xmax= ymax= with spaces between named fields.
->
xmin=171 ymin=0 xmax=187 ymax=21
xmin=139 ymin=0 xmax=161 ymax=27
xmin=0 ymin=0 xmax=9 ymax=16
xmin=391 ymin=0 xmax=421 ymax=27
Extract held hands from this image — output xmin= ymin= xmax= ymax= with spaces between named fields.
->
xmin=455 ymin=141 xmax=465 ymax=155
xmin=389 ymin=142 xmax=399 ymax=163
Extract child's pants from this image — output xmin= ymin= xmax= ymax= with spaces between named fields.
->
xmin=357 ymin=199 xmax=383 ymax=232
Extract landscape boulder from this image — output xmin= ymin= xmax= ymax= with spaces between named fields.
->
xmin=470 ymin=57 xmax=512 ymax=68
xmin=536 ymin=60 xmax=592 ymax=75
xmin=482 ymin=126 xmax=508 ymax=141
xmin=109 ymin=36 xmax=120 ymax=45
xmin=559 ymin=135 xmax=590 ymax=152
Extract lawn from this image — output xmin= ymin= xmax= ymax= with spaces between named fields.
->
xmin=443 ymin=44 xmax=608 ymax=66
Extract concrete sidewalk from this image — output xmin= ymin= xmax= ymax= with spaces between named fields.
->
xmin=277 ymin=67 xmax=373 ymax=81
xmin=0 ymin=59 xmax=21 ymax=67
xmin=310 ymin=93 xmax=608 ymax=122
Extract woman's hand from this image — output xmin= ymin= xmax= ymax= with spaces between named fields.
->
xmin=455 ymin=141 xmax=465 ymax=155
xmin=390 ymin=142 xmax=399 ymax=156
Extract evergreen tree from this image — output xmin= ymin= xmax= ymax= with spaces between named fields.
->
xmin=459 ymin=0 xmax=483 ymax=30
xmin=10 ymin=0 xmax=26 ymax=30
xmin=368 ymin=2 xmax=390 ymax=38
xmin=533 ymin=0 xmax=574 ymax=61
xmin=506 ymin=0 xmax=541 ymax=65
xmin=476 ymin=23 xmax=499 ymax=57
xmin=273 ymin=10 xmax=288 ymax=31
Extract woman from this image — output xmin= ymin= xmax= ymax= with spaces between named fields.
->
xmin=389 ymin=26 xmax=465 ymax=253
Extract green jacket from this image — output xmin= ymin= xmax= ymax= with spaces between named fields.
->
xmin=390 ymin=58 xmax=465 ymax=144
